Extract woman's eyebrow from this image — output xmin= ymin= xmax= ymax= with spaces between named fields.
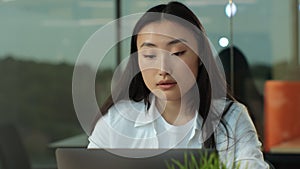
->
xmin=167 ymin=38 xmax=187 ymax=46
xmin=140 ymin=42 xmax=156 ymax=48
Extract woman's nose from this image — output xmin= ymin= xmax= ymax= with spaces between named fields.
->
xmin=158 ymin=54 xmax=171 ymax=76
xmin=158 ymin=69 xmax=169 ymax=76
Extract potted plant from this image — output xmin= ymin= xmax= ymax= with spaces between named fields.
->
xmin=165 ymin=151 xmax=244 ymax=169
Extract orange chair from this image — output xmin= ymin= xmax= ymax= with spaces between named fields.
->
xmin=264 ymin=80 xmax=300 ymax=152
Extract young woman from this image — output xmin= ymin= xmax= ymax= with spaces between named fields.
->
xmin=88 ymin=1 xmax=269 ymax=168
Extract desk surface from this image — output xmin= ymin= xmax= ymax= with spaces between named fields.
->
xmin=270 ymin=137 xmax=300 ymax=154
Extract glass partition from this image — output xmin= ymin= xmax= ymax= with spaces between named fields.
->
xmin=231 ymin=0 xmax=300 ymax=141
xmin=0 ymin=0 xmax=115 ymax=168
xmin=0 ymin=0 xmax=299 ymax=168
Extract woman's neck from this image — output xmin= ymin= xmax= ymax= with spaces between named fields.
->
xmin=155 ymin=97 xmax=195 ymax=126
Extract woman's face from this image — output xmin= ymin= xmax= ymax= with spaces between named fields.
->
xmin=137 ymin=20 xmax=199 ymax=101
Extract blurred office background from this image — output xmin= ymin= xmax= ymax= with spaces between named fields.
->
xmin=0 ymin=0 xmax=299 ymax=168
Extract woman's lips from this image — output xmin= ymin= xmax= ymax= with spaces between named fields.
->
xmin=157 ymin=81 xmax=177 ymax=90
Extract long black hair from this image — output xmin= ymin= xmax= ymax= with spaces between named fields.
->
xmin=99 ymin=1 xmax=234 ymax=149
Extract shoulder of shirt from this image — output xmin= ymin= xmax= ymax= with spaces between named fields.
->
xmin=222 ymin=100 xmax=250 ymax=123
xmin=101 ymin=99 xmax=146 ymax=124
xmin=213 ymin=98 xmax=249 ymax=121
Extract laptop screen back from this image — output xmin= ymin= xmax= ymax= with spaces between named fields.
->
xmin=56 ymin=148 xmax=216 ymax=169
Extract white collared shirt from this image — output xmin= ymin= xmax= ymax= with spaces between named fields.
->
xmin=88 ymin=96 xmax=269 ymax=169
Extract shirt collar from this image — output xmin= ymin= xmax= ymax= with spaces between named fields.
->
xmin=134 ymin=94 xmax=161 ymax=127
xmin=134 ymin=95 xmax=203 ymax=141
xmin=187 ymin=112 xmax=203 ymax=141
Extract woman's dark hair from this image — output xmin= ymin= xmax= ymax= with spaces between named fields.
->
xmin=99 ymin=1 xmax=234 ymax=149
xmin=219 ymin=46 xmax=264 ymax=140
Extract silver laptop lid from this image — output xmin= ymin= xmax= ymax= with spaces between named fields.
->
xmin=56 ymin=148 xmax=215 ymax=169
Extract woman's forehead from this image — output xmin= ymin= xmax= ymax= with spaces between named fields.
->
xmin=137 ymin=21 xmax=198 ymax=48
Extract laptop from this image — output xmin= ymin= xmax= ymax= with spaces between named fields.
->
xmin=56 ymin=148 xmax=216 ymax=169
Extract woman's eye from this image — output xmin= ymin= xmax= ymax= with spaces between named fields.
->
xmin=143 ymin=54 xmax=156 ymax=59
xmin=172 ymin=50 xmax=186 ymax=56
